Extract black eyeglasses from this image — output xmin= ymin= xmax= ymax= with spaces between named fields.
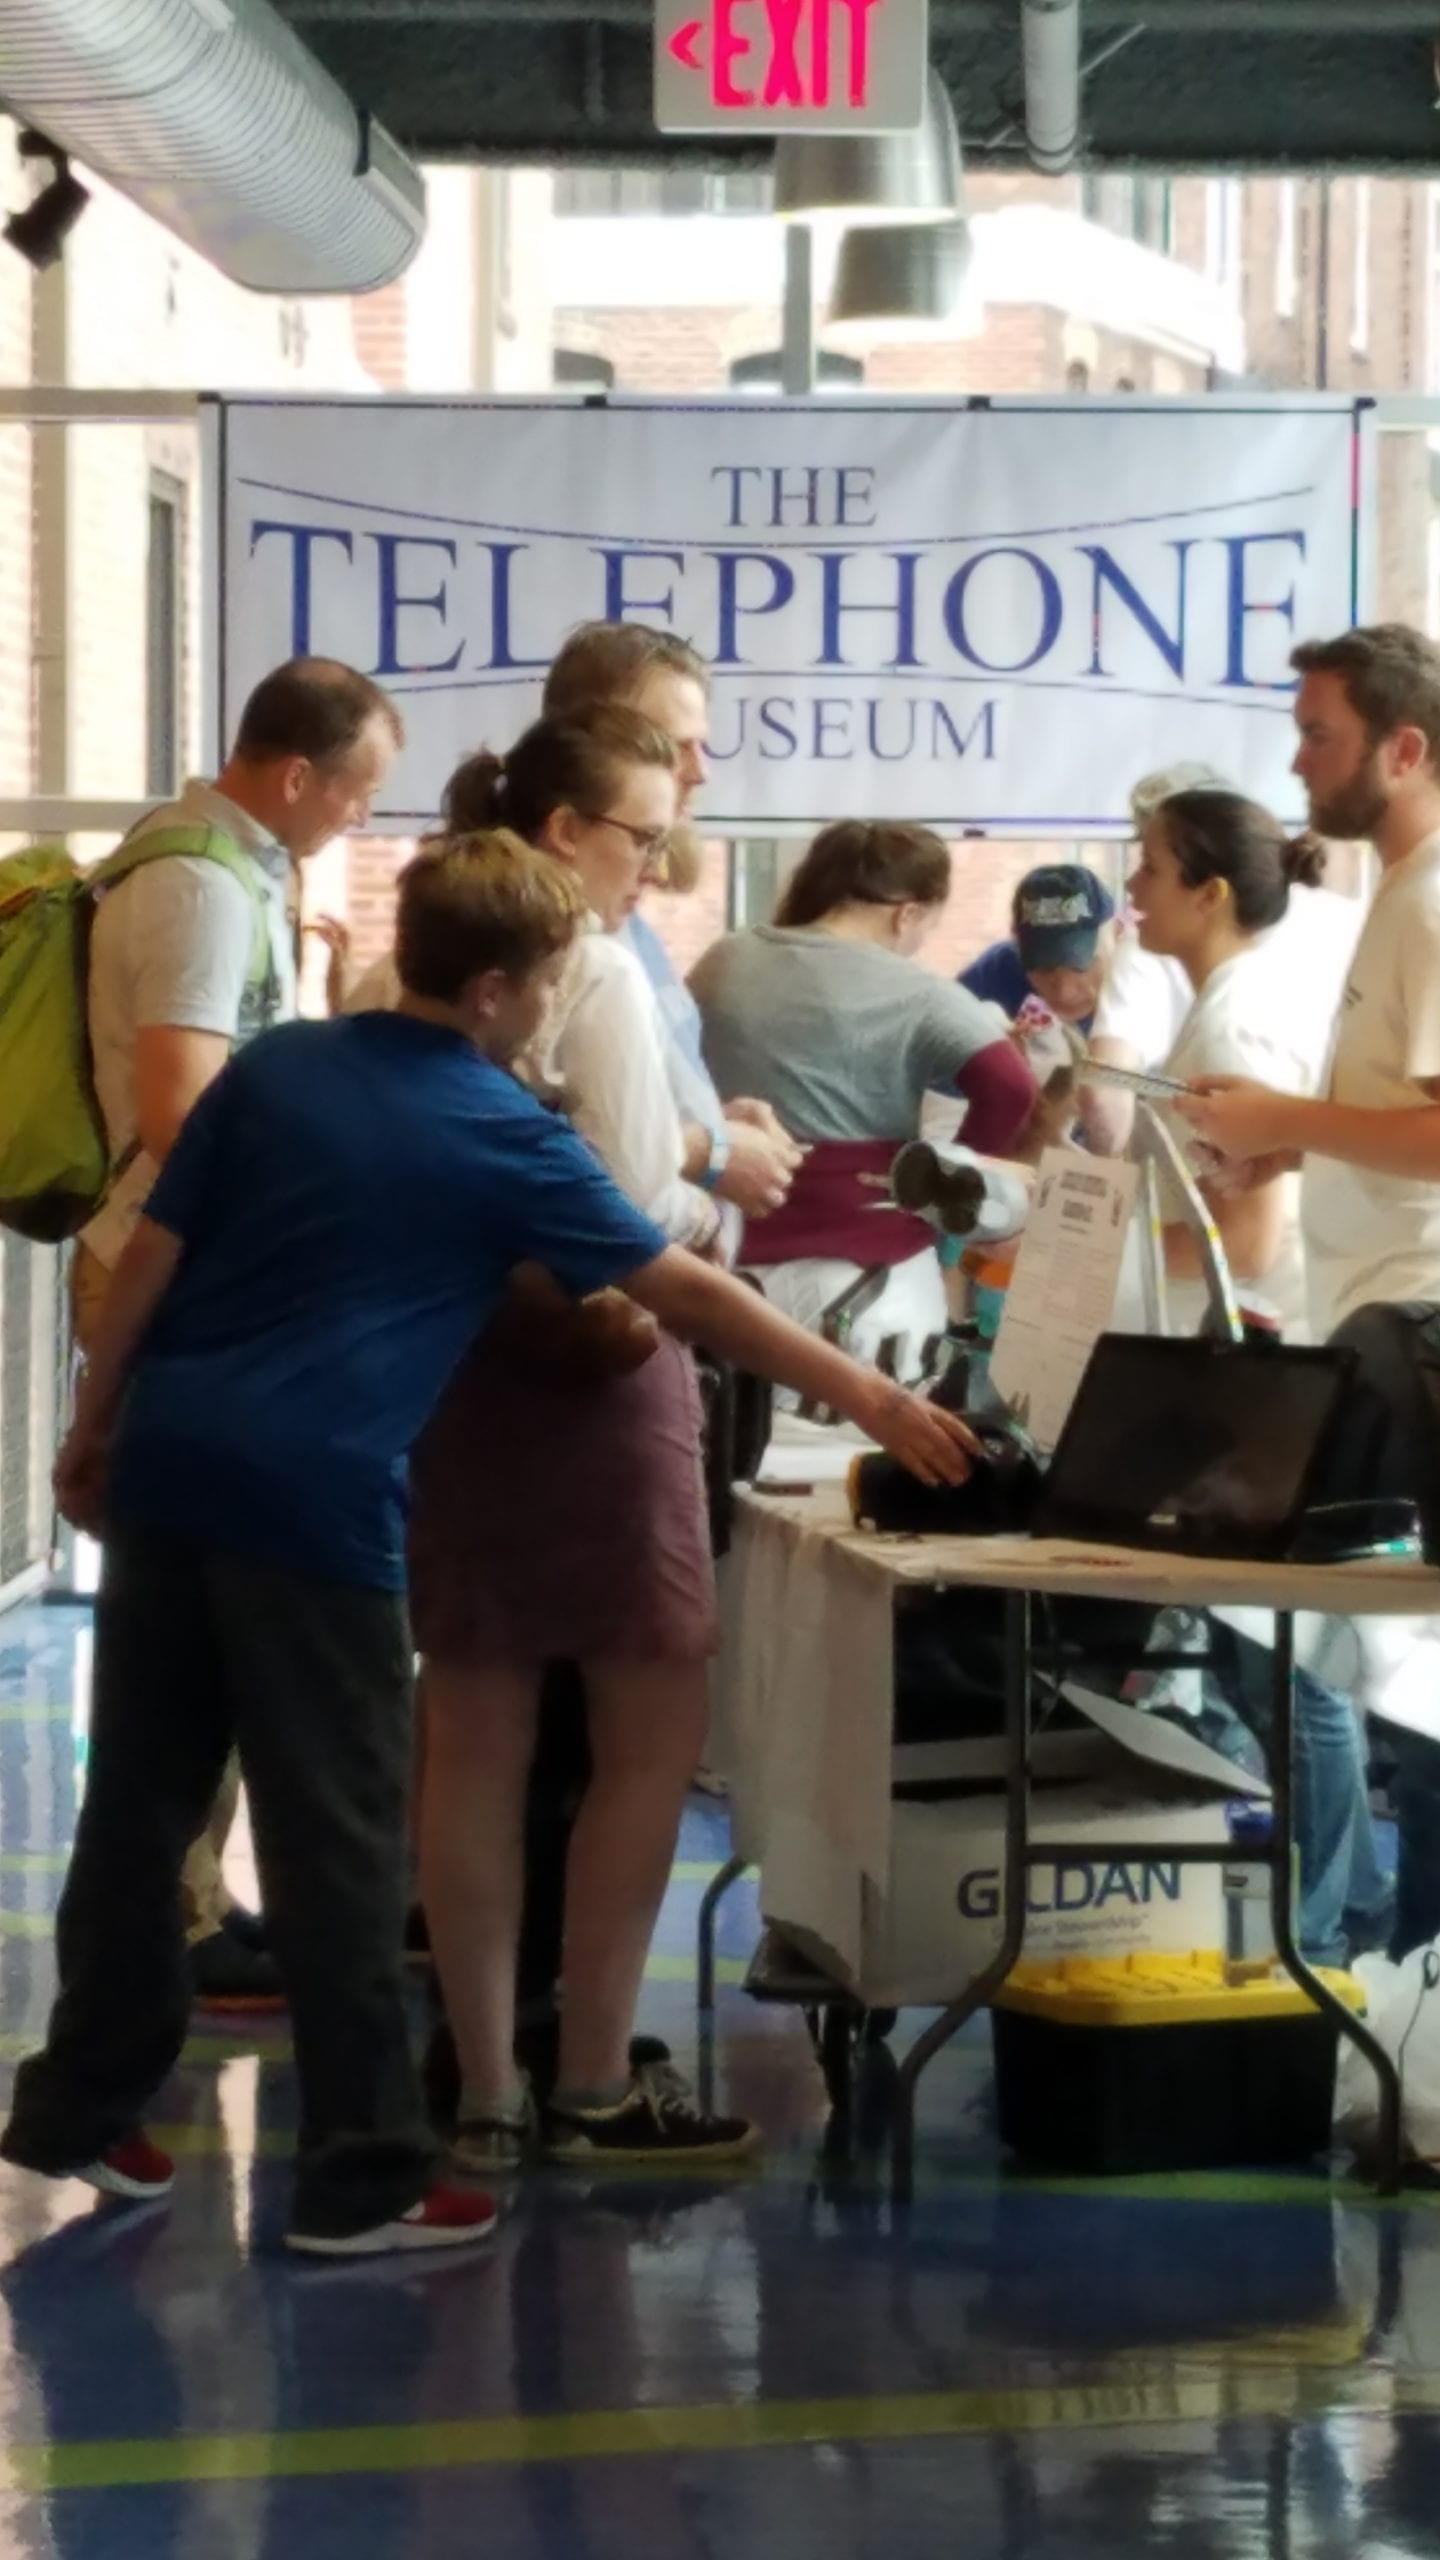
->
xmin=593 ymin=814 xmax=671 ymax=866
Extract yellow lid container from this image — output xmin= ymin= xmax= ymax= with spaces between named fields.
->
xmin=993 ymin=1950 xmax=1366 ymax=2029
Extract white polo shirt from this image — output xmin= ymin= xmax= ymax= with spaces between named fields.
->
xmin=1302 ymin=830 xmax=1440 ymax=1338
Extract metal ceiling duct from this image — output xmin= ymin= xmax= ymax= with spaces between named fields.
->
xmin=0 ymin=0 xmax=426 ymax=292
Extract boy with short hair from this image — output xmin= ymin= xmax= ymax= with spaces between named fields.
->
xmin=2 ymin=831 xmax=970 ymax=2257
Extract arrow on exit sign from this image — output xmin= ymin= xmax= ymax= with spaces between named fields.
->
xmin=654 ymin=0 xmax=927 ymax=135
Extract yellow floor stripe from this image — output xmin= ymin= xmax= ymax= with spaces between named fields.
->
xmin=5 ymin=2367 xmax=1438 ymax=2496
xmin=0 ymin=1701 xmax=74 ymax=1725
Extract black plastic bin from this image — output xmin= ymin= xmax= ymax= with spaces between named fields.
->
xmin=990 ymin=1957 xmax=1362 ymax=2176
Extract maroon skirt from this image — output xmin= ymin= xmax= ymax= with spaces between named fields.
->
xmin=408 ymin=1330 xmax=717 ymax=1666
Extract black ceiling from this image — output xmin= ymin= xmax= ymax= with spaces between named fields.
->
xmin=274 ymin=0 xmax=1440 ymax=172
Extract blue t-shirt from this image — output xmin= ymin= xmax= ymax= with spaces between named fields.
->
xmin=622 ymin=910 xmax=727 ymax=1148
xmin=109 ymin=1015 xmax=667 ymax=1589
xmin=959 ymin=941 xmax=1033 ymax=1019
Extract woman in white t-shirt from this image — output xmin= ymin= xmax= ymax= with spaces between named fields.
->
xmin=1122 ymin=790 xmax=1345 ymax=1338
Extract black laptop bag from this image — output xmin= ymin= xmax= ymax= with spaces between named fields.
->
xmin=1314 ymin=1301 xmax=1440 ymax=1562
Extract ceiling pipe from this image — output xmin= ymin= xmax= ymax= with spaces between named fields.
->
xmin=1021 ymin=0 xmax=1081 ymax=174
xmin=0 ymin=0 xmax=426 ymax=292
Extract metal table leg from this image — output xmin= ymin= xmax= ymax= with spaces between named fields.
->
xmin=1267 ymin=1609 xmax=1404 ymax=2196
xmin=697 ymin=1853 xmax=749 ymax=2019
xmin=891 ymin=1588 xmax=1034 ymax=2205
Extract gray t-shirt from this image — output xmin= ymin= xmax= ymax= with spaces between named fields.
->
xmin=688 ymin=924 xmax=1002 ymax=1140
xmin=82 ymin=778 xmax=296 ymax=1269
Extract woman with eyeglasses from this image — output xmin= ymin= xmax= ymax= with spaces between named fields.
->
xmin=406 ymin=706 xmax=762 ymax=2176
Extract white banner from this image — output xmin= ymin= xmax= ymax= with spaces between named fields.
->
xmin=213 ymin=394 xmax=1367 ymax=835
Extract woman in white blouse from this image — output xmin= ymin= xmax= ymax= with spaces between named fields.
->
xmin=1120 ymin=787 xmax=1354 ymax=1338
xmin=407 ymin=706 xmax=755 ymax=2172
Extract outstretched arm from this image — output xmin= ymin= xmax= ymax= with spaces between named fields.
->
xmin=620 ymin=1247 xmax=976 ymax=1486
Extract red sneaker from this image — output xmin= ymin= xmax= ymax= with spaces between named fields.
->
xmin=284 ymin=2182 xmax=499 ymax=2259
xmin=78 ymin=2135 xmax=176 ymax=2201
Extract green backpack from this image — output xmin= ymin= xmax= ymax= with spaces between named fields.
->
xmin=0 ymin=822 xmax=274 ymax=1243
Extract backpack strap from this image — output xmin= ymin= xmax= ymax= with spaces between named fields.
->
xmin=93 ymin=822 xmax=280 ymax=1008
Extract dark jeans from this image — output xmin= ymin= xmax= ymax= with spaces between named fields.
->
xmin=0 ymin=1528 xmax=437 ymax=2239
xmin=1388 ymin=1724 xmax=1440 ymax=1961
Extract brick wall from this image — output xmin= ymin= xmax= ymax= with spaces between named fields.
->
xmin=0 ymin=126 xmax=31 ymax=819
xmin=1241 ymin=178 xmax=1431 ymax=629
xmin=553 ymin=303 xmax=779 ymax=393
xmin=351 ymin=280 xmax=409 ymax=391
xmin=559 ymin=295 xmax=1207 ymax=402
xmin=637 ymin=841 xmax=730 ymax=977
xmin=344 ymin=836 xmax=417 ymax=977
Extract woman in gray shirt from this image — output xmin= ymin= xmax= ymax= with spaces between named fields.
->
xmin=689 ymin=821 xmax=1039 ymax=1370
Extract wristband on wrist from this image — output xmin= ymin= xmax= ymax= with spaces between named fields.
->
xmin=699 ymin=1123 xmax=732 ymax=1192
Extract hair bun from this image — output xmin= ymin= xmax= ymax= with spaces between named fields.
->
xmin=1283 ymin=830 xmax=1328 ymax=890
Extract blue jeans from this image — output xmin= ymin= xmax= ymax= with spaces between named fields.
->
xmin=1210 ymin=1628 xmax=1382 ymax=1969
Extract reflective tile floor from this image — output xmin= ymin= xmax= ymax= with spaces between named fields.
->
xmin=3 ymin=1599 xmax=1440 ymax=2558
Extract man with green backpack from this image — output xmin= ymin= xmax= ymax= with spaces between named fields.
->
xmin=0 ymin=654 xmax=403 ymax=2004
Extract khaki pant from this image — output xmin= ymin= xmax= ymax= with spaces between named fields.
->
xmin=72 ymin=1244 xmax=240 ymax=1945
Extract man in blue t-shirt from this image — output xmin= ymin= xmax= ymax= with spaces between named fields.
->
xmin=2 ymin=835 xmax=971 ymax=2260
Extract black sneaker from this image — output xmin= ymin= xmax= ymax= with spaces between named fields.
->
xmin=188 ymin=1928 xmax=286 ymax=2013
xmin=544 ymin=2063 xmax=759 ymax=2166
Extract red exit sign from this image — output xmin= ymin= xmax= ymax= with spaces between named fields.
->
xmin=653 ymin=0 xmax=927 ymax=134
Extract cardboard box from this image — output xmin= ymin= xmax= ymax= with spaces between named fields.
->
xmin=766 ymin=1685 xmax=1269 ymax=2010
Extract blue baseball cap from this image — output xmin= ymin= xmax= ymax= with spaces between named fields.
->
xmin=1014 ymin=865 xmax=1114 ymax=973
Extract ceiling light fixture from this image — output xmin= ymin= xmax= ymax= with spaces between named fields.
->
xmin=824 ymin=217 xmax=981 ymax=346
xmin=773 ymin=67 xmax=964 ymax=229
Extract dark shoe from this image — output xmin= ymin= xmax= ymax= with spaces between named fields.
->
xmin=424 ymin=2011 xmax=683 ymax=2130
xmin=220 ymin=1905 xmax=269 ymax=1958
xmin=79 ymin=2134 xmax=176 ymax=2201
xmin=512 ymin=2022 xmax=676 ymax=2112
xmin=189 ymin=1928 xmax=286 ymax=2013
xmin=285 ymin=2183 xmax=499 ymax=2258
xmin=0 ymin=2128 xmax=176 ymax=2203
xmin=628 ymin=2034 xmax=682 ymax=2084
xmin=544 ymin=2063 xmax=759 ymax=2166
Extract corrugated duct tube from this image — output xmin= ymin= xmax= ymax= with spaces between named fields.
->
xmin=0 ymin=0 xmax=426 ymax=291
